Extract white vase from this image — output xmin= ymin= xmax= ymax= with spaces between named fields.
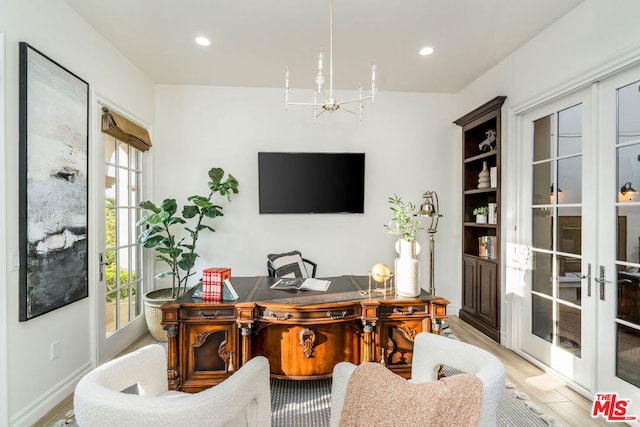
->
xmin=394 ymin=238 xmax=421 ymax=297
xmin=477 ymin=161 xmax=490 ymax=189
xmin=476 ymin=214 xmax=487 ymax=224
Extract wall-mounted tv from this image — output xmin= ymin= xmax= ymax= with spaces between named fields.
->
xmin=258 ymin=152 xmax=365 ymax=214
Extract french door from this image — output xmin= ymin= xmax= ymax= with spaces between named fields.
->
xmin=521 ymin=89 xmax=596 ymax=391
xmin=520 ymin=65 xmax=640 ymax=412
xmin=95 ymin=102 xmax=148 ymax=363
xmin=596 ymin=65 xmax=640 ymax=416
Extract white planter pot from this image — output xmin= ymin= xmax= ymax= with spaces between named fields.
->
xmin=394 ymin=238 xmax=421 ymax=297
xmin=476 ymin=214 xmax=487 ymax=224
xmin=143 ymin=288 xmax=176 ymax=342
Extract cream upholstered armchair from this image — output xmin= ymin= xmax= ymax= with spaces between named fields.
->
xmin=74 ymin=344 xmax=271 ymax=427
xmin=330 ymin=332 xmax=505 ymax=427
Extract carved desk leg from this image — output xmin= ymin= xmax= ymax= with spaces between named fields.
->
xmin=362 ymin=321 xmax=376 ymax=362
xmin=239 ymin=324 xmax=253 ymax=366
xmin=165 ymin=325 xmax=180 ymax=389
xmin=236 ymin=303 xmax=256 ymax=368
xmin=429 ymin=297 xmax=449 ymax=335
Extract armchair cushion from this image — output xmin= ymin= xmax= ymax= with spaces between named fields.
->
xmin=267 ymin=251 xmax=310 ymax=278
xmin=338 ymin=362 xmax=482 ymax=427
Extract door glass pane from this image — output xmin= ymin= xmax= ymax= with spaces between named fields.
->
xmin=118 ymin=142 xmax=129 ymax=167
xmin=534 ymin=115 xmax=554 ymax=161
xmin=617 ymin=323 xmax=640 ymax=387
xmin=617 ymin=80 xmax=640 ymax=144
xmin=616 ymin=205 xmax=638 ymax=264
xmin=532 ymin=252 xmax=552 ymax=296
xmin=558 ymin=104 xmax=583 ymax=157
xmin=532 ymin=208 xmax=553 ymax=251
xmin=618 ymin=272 xmax=640 ymax=324
xmin=532 ymin=294 xmax=552 ymax=343
xmin=617 ymin=142 xmax=640 ymax=204
xmin=557 ymin=156 xmax=582 ymax=204
xmin=557 ymin=207 xmax=582 ymax=256
xmin=105 ymin=291 xmax=117 ymax=335
xmin=532 ymin=162 xmax=552 ymax=205
xmin=558 ymin=256 xmax=582 ymax=305
xmin=558 ymin=302 xmax=581 ymax=358
xmin=117 ymin=208 xmax=131 ymax=247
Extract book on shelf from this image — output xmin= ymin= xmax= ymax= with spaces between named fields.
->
xmin=478 ymin=236 xmax=498 ymax=260
xmin=488 ymin=203 xmax=497 ymax=224
xmin=490 ymin=166 xmax=497 ymax=188
xmin=478 ymin=236 xmax=487 ymax=258
xmin=202 ymin=267 xmax=231 ymax=301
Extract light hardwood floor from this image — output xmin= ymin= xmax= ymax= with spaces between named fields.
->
xmin=446 ymin=316 xmax=611 ymax=427
xmin=36 ymin=316 xmax=609 ymax=426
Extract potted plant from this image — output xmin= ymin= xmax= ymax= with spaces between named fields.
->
xmin=473 ymin=206 xmax=488 ymax=224
xmin=384 ymin=194 xmax=420 ymax=240
xmin=384 ymin=194 xmax=422 ymax=297
xmin=137 ymin=167 xmax=239 ymax=340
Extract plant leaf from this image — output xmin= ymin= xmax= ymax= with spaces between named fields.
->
xmin=208 ymin=168 xmax=224 ymax=187
xmin=182 ymin=205 xmax=200 ymax=219
xmin=154 ymin=271 xmax=174 ymax=280
xmin=160 ymin=199 xmax=178 ymax=216
xmin=137 ymin=225 xmax=163 ymax=243
xmin=202 ymin=206 xmax=223 ymax=218
xmin=141 ymin=235 xmax=165 ymax=248
xmin=166 ymin=216 xmax=186 ymax=225
xmin=139 ymin=200 xmax=159 ymax=213
xmin=177 ymin=257 xmax=195 ymax=271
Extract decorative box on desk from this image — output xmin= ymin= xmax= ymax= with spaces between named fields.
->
xmin=161 ymin=275 xmax=449 ymax=392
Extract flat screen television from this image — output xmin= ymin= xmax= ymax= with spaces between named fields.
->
xmin=258 ymin=152 xmax=365 ymax=214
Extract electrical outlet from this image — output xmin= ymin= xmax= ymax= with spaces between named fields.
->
xmin=10 ymin=252 xmax=20 ymax=271
xmin=50 ymin=341 xmax=60 ymax=360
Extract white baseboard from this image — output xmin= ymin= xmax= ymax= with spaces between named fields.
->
xmin=9 ymin=361 xmax=92 ymax=427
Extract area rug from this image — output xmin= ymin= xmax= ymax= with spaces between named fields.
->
xmin=270 ymin=375 xmax=561 ymax=427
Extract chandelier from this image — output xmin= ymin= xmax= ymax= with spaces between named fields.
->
xmin=284 ymin=0 xmax=377 ymax=121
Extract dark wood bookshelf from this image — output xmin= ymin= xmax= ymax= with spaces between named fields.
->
xmin=454 ymin=96 xmax=506 ymax=343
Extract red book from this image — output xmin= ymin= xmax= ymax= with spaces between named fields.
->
xmin=202 ymin=267 xmax=231 ymax=301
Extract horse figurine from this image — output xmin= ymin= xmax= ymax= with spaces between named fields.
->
xmin=478 ymin=129 xmax=496 ymax=152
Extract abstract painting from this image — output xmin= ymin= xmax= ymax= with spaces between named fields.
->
xmin=19 ymin=42 xmax=89 ymax=321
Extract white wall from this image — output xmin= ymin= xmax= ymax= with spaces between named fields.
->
xmin=153 ymin=85 xmax=460 ymax=303
xmin=0 ymin=0 xmax=155 ymax=425
xmin=455 ymin=0 xmax=640 ymax=343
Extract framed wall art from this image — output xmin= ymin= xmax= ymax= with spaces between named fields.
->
xmin=19 ymin=42 xmax=89 ymax=321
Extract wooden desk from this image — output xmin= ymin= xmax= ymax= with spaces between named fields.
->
xmin=161 ymin=275 xmax=449 ymax=392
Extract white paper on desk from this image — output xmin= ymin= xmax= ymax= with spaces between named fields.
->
xmin=301 ymin=278 xmax=331 ymax=291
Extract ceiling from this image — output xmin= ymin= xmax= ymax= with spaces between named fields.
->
xmin=64 ymin=0 xmax=583 ymax=93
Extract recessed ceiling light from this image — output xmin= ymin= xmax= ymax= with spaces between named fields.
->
xmin=195 ymin=36 xmax=211 ymax=47
xmin=419 ymin=46 xmax=434 ymax=56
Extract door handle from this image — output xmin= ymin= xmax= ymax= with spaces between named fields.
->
xmin=99 ymin=253 xmax=106 ymax=282
xmin=99 ymin=253 xmax=113 ymax=282
xmin=594 ymin=265 xmax=611 ymax=301
xmin=571 ymin=263 xmax=592 ymax=297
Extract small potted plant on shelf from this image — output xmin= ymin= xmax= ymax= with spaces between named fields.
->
xmin=473 ymin=206 xmax=488 ymax=224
